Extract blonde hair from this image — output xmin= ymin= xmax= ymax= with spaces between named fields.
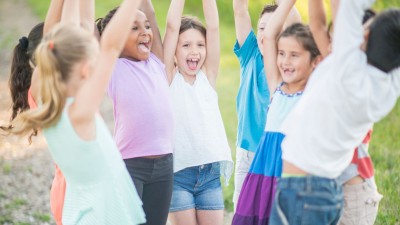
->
xmin=2 ymin=24 xmax=96 ymax=139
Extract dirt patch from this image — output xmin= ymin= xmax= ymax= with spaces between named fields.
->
xmin=0 ymin=0 xmax=56 ymax=224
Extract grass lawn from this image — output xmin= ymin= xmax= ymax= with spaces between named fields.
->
xmin=28 ymin=0 xmax=400 ymax=223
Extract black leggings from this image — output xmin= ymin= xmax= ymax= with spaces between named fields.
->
xmin=124 ymin=154 xmax=174 ymax=225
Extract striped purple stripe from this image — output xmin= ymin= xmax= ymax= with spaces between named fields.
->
xmin=232 ymin=174 xmax=278 ymax=225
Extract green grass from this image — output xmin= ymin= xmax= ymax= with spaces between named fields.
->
xmin=33 ymin=213 xmax=51 ymax=222
xmin=5 ymin=198 xmax=27 ymax=210
xmin=370 ymin=101 xmax=400 ymax=224
xmin=0 ymin=192 xmax=6 ymax=199
xmin=15 ymin=222 xmax=31 ymax=225
xmin=2 ymin=163 xmax=11 ymax=174
xmin=0 ymin=215 xmax=13 ymax=224
xmin=27 ymin=0 xmax=400 ymax=221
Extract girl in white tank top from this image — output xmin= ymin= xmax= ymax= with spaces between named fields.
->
xmin=163 ymin=0 xmax=233 ymax=224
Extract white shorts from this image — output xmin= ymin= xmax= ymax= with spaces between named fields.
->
xmin=337 ymin=181 xmax=382 ymax=225
xmin=233 ymin=147 xmax=255 ymax=211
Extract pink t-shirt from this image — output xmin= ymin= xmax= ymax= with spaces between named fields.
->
xmin=108 ymin=54 xmax=174 ymax=159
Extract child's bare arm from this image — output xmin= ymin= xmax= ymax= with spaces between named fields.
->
xmin=203 ymin=0 xmax=220 ymax=88
xmin=309 ymin=0 xmax=331 ymax=58
xmin=43 ymin=0 xmax=64 ymax=35
xmin=80 ymin=0 xmax=95 ymax=33
xmin=163 ymin=0 xmax=185 ymax=83
xmin=72 ymin=0 xmax=143 ymax=123
xmin=61 ymin=0 xmax=80 ymax=26
xmin=263 ymin=0 xmax=296 ymax=97
xmin=141 ymin=0 xmax=163 ymax=60
xmin=277 ymin=0 xmax=301 ymax=27
xmin=233 ymin=0 xmax=252 ymax=46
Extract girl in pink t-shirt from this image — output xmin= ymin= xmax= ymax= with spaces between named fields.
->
xmin=97 ymin=1 xmax=174 ymax=224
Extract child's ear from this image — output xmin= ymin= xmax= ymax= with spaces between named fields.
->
xmin=360 ymin=29 xmax=370 ymax=51
xmin=80 ymin=61 xmax=91 ymax=80
xmin=312 ymin=55 xmax=323 ymax=69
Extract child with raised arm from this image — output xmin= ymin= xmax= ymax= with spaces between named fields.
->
xmin=270 ymin=0 xmax=400 ymax=224
xmin=231 ymin=0 xmax=300 ymax=209
xmin=97 ymin=1 xmax=174 ymax=224
xmin=8 ymin=0 xmax=67 ymax=222
xmin=27 ymin=0 xmax=98 ymax=223
xmin=163 ymin=0 xmax=233 ymax=224
xmin=232 ymin=0 xmax=321 ymax=224
xmin=308 ymin=1 xmax=381 ymax=224
xmin=1 ymin=0 xmax=146 ymax=224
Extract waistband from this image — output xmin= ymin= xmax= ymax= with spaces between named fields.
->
xmin=124 ymin=153 xmax=173 ymax=164
xmin=278 ymin=176 xmax=342 ymax=192
xmin=343 ymin=180 xmax=377 ymax=192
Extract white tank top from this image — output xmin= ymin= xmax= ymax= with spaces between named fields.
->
xmin=170 ymin=70 xmax=233 ymax=184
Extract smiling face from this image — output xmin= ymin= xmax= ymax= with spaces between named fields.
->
xmin=175 ymin=28 xmax=206 ymax=76
xmin=277 ymin=36 xmax=317 ymax=87
xmin=121 ymin=10 xmax=153 ymax=61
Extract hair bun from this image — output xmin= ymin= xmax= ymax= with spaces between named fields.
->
xmin=18 ymin=36 xmax=29 ymax=51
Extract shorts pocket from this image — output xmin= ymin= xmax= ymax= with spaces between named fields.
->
xmin=301 ymin=203 xmax=342 ymax=225
xmin=365 ymin=191 xmax=382 ymax=224
xmin=301 ymin=199 xmax=342 ymax=225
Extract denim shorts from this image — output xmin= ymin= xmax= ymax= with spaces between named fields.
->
xmin=270 ymin=176 xmax=343 ymax=225
xmin=169 ymin=162 xmax=224 ymax=212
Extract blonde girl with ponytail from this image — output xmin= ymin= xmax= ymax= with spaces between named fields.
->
xmin=1 ymin=0 xmax=146 ymax=224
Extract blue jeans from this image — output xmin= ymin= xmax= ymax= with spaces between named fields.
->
xmin=169 ymin=162 xmax=224 ymax=212
xmin=270 ymin=176 xmax=343 ymax=225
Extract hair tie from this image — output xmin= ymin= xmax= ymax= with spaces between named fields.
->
xmin=18 ymin=37 xmax=29 ymax=51
xmin=48 ymin=41 xmax=55 ymax=50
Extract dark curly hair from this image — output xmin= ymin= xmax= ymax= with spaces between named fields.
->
xmin=9 ymin=22 xmax=44 ymax=121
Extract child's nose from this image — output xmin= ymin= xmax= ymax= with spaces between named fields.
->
xmin=140 ymin=28 xmax=150 ymax=35
xmin=189 ymin=47 xmax=198 ymax=54
xmin=283 ymin=56 xmax=291 ymax=65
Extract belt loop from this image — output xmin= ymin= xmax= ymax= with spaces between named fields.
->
xmin=306 ymin=176 xmax=311 ymax=192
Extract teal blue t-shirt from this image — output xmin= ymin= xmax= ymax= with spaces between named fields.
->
xmin=234 ymin=31 xmax=269 ymax=152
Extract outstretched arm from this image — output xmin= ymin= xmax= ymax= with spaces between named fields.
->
xmin=141 ymin=0 xmax=163 ymax=60
xmin=278 ymin=0 xmax=301 ymax=27
xmin=80 ymin=0 xmax=95 ymax=33
xmin=332 ymin=0 xmax=372 ymax=57
xmin=263 ymin=0 xmax=297 ymax=97
xmin=233 ymin=0 xmax=252 ymax=46
xmin=163 ymin=0 xmax=185 ymax=83
xmin=61 ymin=0 xmax=80 ymax=26
xmin=37 ymin=0 xmax=65 ymax=103
xmin=72 ymin=0 xmax=143 ymax=124
xmin=43 ymin=0 xmax=64 ymax=35
xmin=308 ymin=0 xmax=331 ymax=58
xmin=203 ymin=0 xmax=220 ymax=88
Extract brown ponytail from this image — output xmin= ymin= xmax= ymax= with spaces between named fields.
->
xmin=9 ymin=22 xmax=44 ymax=121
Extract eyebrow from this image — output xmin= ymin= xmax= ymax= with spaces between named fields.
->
xmin=278 ymin=49 xmax=301 ymax=54
xmin=133 ymin=20 xmax=150 ymax=24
